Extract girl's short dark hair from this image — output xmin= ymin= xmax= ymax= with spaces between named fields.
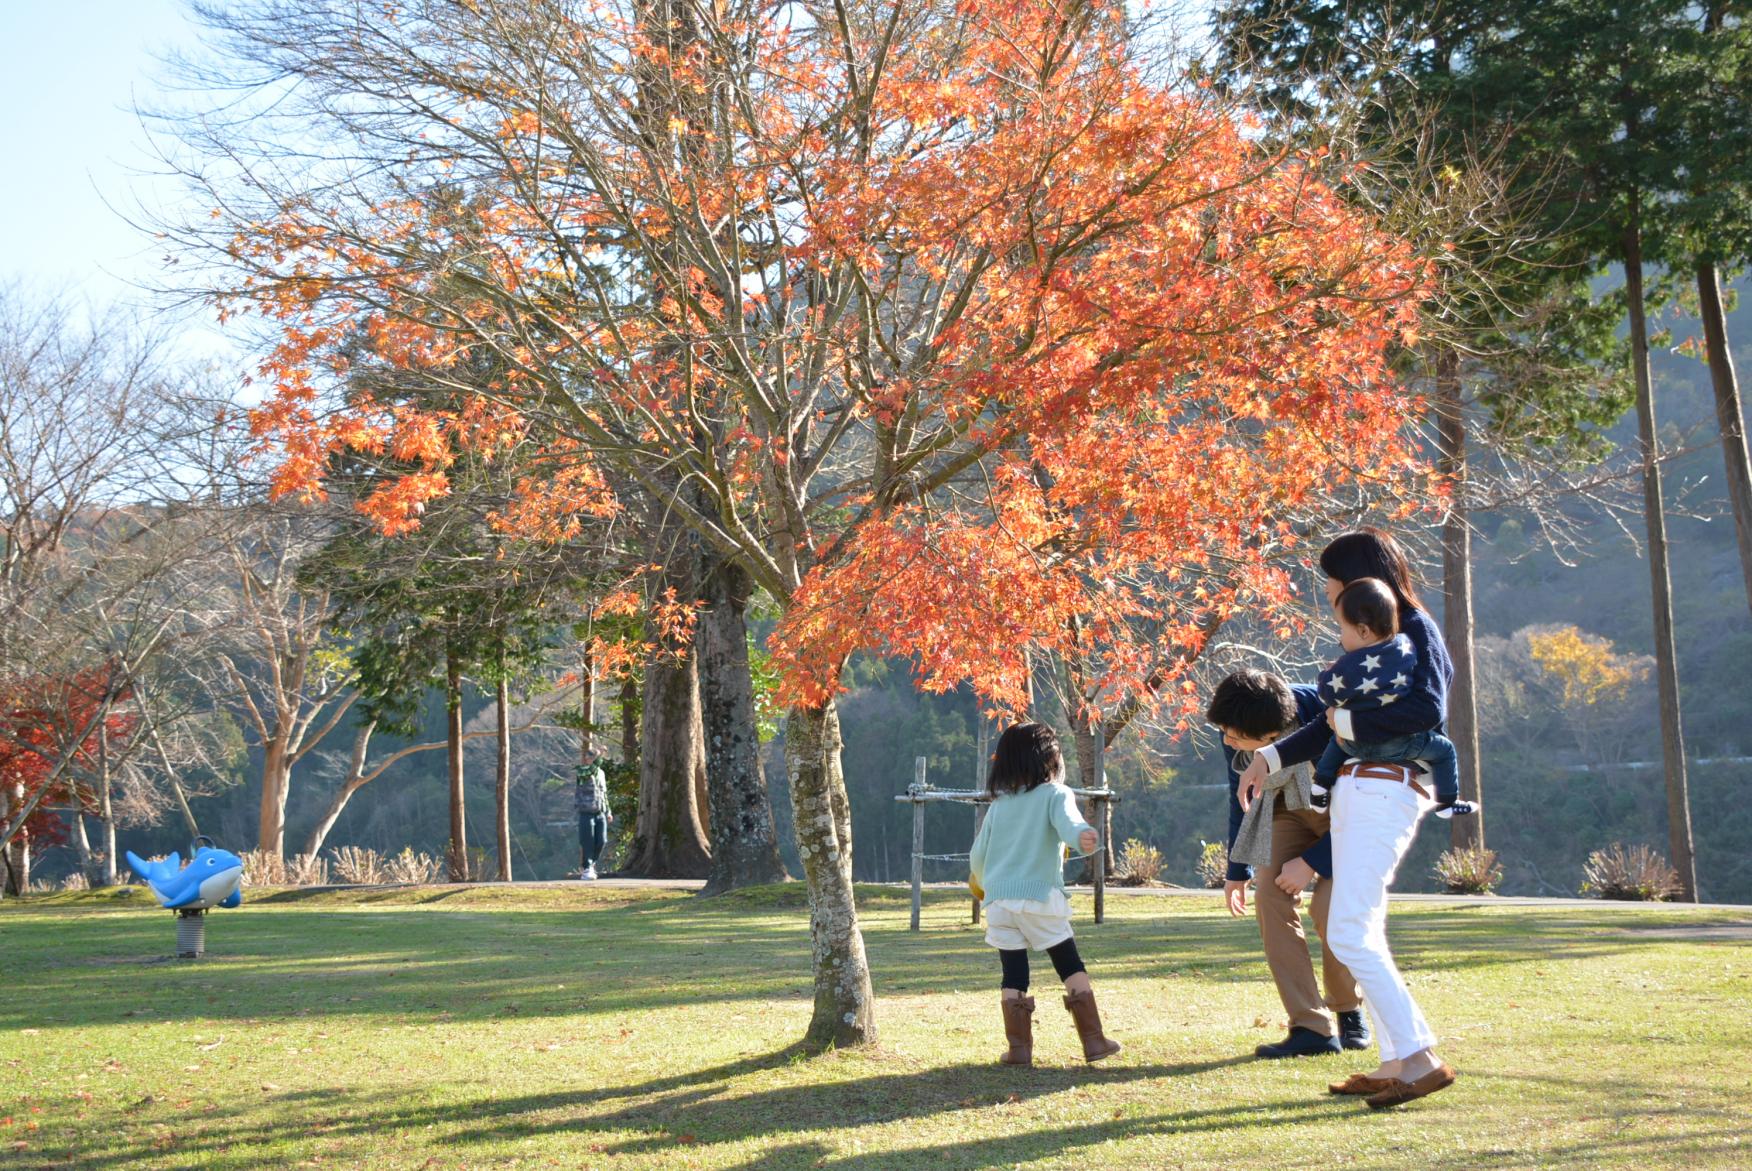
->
xmin=1205 ymin=669 xmax=1298 ymax=739
xmin=986 ymin=722 xmax=1065 ymax=795
xmin=1335 ymin=578 xmax=1400 ymax=640
xmin=1319 ymin=528 xmax=1423 ymax=615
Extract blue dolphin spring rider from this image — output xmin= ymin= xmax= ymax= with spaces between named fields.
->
xmin=125 ymin=836 xmax=245 ymax=958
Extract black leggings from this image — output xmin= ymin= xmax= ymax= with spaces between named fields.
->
xmin=999 ymin=938 xmax=1086 ymax=993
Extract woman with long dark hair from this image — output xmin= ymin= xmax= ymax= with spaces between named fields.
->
xmin=1238 ymin=527 xmax=1458 ymax=1108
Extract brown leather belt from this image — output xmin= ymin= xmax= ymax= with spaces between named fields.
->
xmin=1339 ymin=760 xmax=1432 ymax=801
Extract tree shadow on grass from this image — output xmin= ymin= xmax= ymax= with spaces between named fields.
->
xmin=694 ymin=1097 xmax=1347 ymax=1171
xmin=33 ymin=1048 xmax=1258 ymax=1170
xmin=441 ymin=1052 xmax=1257 ymax=1149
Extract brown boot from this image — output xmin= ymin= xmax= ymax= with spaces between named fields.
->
xmin=999 ymin=996 xmax=1035 ymax=1066
xmin=1062 ymin=988 xmax=1122 ymax=1062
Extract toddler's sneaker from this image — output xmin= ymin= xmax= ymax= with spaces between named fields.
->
xmin=1308 ymin=781 xmax=1331 ymax=810
xmin=581 ymin=864 xmax=598 ymax=881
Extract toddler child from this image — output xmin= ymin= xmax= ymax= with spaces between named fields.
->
xmin=1311 ymin=578 xmax=1471 ymax=815
xmin=968 ymin=722 xmax=1122 ymax=1067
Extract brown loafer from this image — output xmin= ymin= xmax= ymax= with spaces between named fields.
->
xmin=1365 ymin=1063 xmax=1458 ymax=1109
xmin=1328 ymin=1072 xmax=1395 ymax=1096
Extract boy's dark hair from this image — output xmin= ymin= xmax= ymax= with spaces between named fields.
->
xmin=1205 ymin=669 xmax=1298 ymax=739
xmin=1319 ymin=527 xmax=1423 ymax=613
xmin=1335 ymin=577 xmax=1400 ymax=640
xmin=986 ymin=722 xmax=1065 ymax=795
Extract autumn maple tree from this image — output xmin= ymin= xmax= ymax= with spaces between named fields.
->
xmin=1 ymin=668 xmax=139 ymax=894
xmin=172 ymin=0 xmax=1427 ymax=1049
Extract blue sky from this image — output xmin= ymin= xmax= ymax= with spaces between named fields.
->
xmin=0 ymin=0 xmax=202 ymax=308
xmin=0 ymin=0 xmax=1206 ymax=357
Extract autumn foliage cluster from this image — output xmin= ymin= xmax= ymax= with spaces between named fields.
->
xmin=1 ymin=669 xmax=136 ymax=849
xmin=223 ymin=0 xmax=1429 ymax=725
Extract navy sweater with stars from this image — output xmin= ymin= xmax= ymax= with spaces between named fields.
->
xmin=1264 ymin=607 xmax=1454 ymax=773
xmin=1318 ymin=634 xmax=1418 ymax=716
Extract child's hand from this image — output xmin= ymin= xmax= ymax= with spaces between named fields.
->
xmin=1237 ymin=753 xmax=1270 ymax=810
xmin=1078 ymin=829 xmax=1098 ymax=855
xmin=1325 ymin=707 xmax=1340 ymax=731
xmin=1275 ymin=856 xmax=1315 ymax=896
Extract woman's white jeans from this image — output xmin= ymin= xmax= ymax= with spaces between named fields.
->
xmin=1326 ymin=773 xmax=1438 ymax=1062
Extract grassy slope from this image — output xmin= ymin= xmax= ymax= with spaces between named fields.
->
xmin=2 ymin=884 xmax=1749 ymax=1170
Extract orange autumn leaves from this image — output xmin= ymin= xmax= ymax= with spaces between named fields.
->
xmin=231 ymin=0 xmax=1429 ymax=722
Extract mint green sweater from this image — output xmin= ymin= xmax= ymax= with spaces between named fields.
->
xmin=968 ymin=782 xmax=1095 ymax=904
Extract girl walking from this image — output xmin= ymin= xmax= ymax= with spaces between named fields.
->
xmin=969 ymin=722 xmax=1122 ymax=1067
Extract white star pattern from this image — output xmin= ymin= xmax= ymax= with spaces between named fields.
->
xmin=1330 ymin=675 xmax=1348 ymax=692
xmin=1361 ymin=654 xmax=1382 ymax=671
xmin=1379 ymin=693 xmax=1399 ymax=705
xmin=1390 ymin=673 xmax=1410 ymax=688
xmin=1357 ymin=676 xmax=1381 ymax=695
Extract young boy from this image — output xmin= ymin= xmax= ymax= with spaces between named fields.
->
xmin=1209 ymin=669 xmax=1369 ymax=1057
xmin=1311 ymin=578 xmax=1465 ymax=812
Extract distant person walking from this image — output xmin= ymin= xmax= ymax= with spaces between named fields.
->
xmin=1238 ymin=528 xmax=1459 ymax=1108
xmin=576 ymin=752 xmax=613 ymax=881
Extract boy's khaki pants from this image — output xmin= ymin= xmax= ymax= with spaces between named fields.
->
xmin=1254 ymin=798 xmax=1361 ymax=1035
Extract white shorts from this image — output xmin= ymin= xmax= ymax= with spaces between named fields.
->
xmin=984 ymin=890 xmax=1074 ymax=951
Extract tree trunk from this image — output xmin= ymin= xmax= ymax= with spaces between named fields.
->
xmin=97 ymin=724 xmax=117 ymax=887
xmin=621 ymin=646 xmax=712 ymax=877
xmin=1697 ymin=260 xmax=1752 ymax=622
xmin=70 ymin=802 xmax=96 ymax=885
xmin=619 ymin=672 xmax=639 ymax=774
xmin=785 ymin=699 xmax=877 ymax=1050
xmin=257 ymin=737 xmax=291 ymax=862
xmin=302 ymin=722 xmax=375 ymax=859
xmin=580 ymin=644 xmax=597 ymax=758
xmin=1625 ymin=210 xmax=1698 ymax=902
xmin=698 ymin=559 xmax=788 ymax=894
xmin=1435 ymin=347 xmax=1485 ymax=851
xmin=2 ymin=780 xmax=27 ymax=896
xmin=446 ymin=645 xmax=469 ymax=882
xmin=495 ymin=673 xmax=513 ymax=883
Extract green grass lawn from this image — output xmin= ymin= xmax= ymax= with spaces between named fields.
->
xmin=3 ymin=883 xmax=1749 ymax=1170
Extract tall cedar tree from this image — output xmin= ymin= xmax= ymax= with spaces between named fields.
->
xmin=1214 ymin=0 xmax=1631 ymax=853
xmin=1458 ymin=0 xmax=1711 ymax=898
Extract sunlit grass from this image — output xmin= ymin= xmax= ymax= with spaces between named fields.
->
xmin=3 ymin=883 xmax=1749 ymax=1168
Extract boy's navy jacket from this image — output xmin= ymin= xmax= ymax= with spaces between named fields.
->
xmin=1317 ymin=633 xmax=1419 ymax=714
xmin=1222 ymin=684 xmax=1327 ymax=883
xmin=1268 ymin=607 xmax=1453 ymax=773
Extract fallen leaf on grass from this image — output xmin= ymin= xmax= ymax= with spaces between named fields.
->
xmin=198 ymin=1036 xmax=225 ymax=1051
xmin=260 ymin=1083 xmax=282 ymax=1092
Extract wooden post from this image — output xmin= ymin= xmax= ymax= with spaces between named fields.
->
xmin=1093 ymin=729 xmax=1106 ymax=925
xmin=909 ymin=756 xmax=927 ymax=932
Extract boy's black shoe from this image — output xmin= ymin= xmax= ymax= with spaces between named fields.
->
xmin=1254 ymin=1026 xmax=1341 ymax=1059
xmin=1309 ymin=785 xmax=1331 ymax=810
xmin=1337 ymin=1009 xmax=1372 ymax=1051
